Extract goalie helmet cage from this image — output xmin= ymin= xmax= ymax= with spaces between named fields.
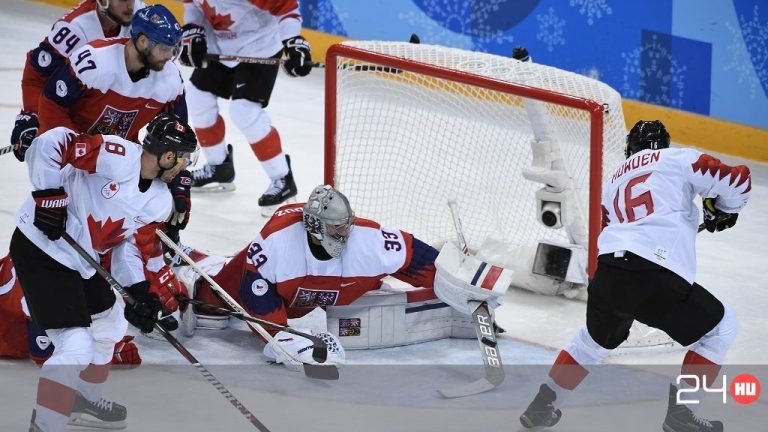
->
xmin=324 ymin=41 xmax=628 ymax=276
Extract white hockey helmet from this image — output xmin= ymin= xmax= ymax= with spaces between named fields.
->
xmin=303 ymin=185 xmax=355 ymax=258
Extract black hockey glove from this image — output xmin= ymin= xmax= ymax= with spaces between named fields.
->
xmin=124 ymin=281 xmax=181 ymax=333
xmin=11 ymin=111 xmax=39 ymax=162
xmin=167 ymin=170 xmax=192 ymax=231
xmin=282 ymin=36 xmax=312 ymax=77
xmin=180 ymin=24 xmax=207 ymax=68
xmin=31 ymin=187 xmax=68 ymax=241
xmin=702 ymin=197 xmax=739 ymax=233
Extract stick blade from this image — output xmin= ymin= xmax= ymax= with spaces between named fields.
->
xmin=303 ymin=364 xmax=339 ymax=380
xmin=438 ymin=377 xmax=498 ymax=398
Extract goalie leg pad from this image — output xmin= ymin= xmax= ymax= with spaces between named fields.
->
xmin=263 ymin=330 xmax=345 ymax=367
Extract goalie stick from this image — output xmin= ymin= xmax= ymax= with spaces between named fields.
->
xmin=178 ymin=297 xmax=328 ymax=363
xmin=61 ymin=233 xmax=271 ymax=431
xmin=437 ymin=201 xmax=505 ymax=398
xmin=156 ymin=229 xmax=339 ymax=381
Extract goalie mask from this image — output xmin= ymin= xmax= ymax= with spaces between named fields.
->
xmin=625 ymin=120 xmax=670 ymax=158
xmin=303 ymin=185 xmax=355 ymax=258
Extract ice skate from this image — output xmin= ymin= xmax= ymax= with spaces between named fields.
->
xmin=520 ymin=384 xmax=562 ymax=429
xmin=662 ymin=384 xmax=723 ymax=432
xmin=68 ymin=392 xmax=127 ymax=429
xmin=191 ymin=144 xmax=236 ymax=192
xmin=258 ymin=154 xmax=297 ymax=217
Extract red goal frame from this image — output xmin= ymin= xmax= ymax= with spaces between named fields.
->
xmin=323 ymin=43 xmax=607 ymax=276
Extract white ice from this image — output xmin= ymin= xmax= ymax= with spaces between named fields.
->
xmin=1 ymin=1 xmax=766 ymax=430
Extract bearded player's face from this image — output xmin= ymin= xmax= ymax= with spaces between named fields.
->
xmin=107 ymin=0 xmax=135 ymax=27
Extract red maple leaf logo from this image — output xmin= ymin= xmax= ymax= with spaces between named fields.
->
xmin=691 ymin=154 xmax=751 ymax=194
xmin=87 ymin=215 xmax=127 ymax=253
xmin=201 ymin=0 xmax=234 ymax=31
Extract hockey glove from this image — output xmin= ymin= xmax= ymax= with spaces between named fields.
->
xmin=702 ymin=198 xmax=739 ymax=233
xmin=31 ymin=187 xmax=68 ymax=241
xmin=167 ymin=170 xmax=192 ymax=231
xmin=111 ymin=335 xmax=141 ymax=367
xmin=148 ymin=265 xmax=189 ymax=313
xmin=180 ymin=24 xmax=207 ymax=68
xmin=124 ymin=281 xmax=165 ymax=333
xmin=11 ymin=111 xmax=39 ymax=162
xmin=282 ymin=36 xmax=312 ymax=77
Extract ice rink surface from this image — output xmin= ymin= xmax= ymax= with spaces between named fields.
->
xmin=0 ymin=1 xmax=766 ymax=430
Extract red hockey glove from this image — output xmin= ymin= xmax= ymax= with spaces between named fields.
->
xmin=148 ymin=265 xmax=188 ymax=313
xmin=112 ymin=335 xmax=141 ymax=367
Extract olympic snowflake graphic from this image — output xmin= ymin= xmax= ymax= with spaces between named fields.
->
xmin=304 ymin=0 xmax=348 ymax=36
xmin=569 ymin=0 xmax=612 ymax=25
xmin=536 ymin=8 xmax=565 ymax=52
xmin=399 ymin=0 xmax=515 ymax=51
xmin=724 ymin=5 xmax=767 ymax=99
xmin=621 ymin=34 xmax=688 ymax=108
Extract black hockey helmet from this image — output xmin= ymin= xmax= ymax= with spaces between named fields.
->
xmin=143 ymin=112 xmax=197 ymax=166
xmin=625 ymin=120 xmax=670 ymax=158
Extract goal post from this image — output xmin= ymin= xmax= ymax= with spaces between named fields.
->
xmin=324 ymin=41 xmax=626 ymax=276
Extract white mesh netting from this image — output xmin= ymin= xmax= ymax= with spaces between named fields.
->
xmin=329 ymin=41 xmax=627 ymax=252
xmin=327 ymin=41 xmax=676 ymax=350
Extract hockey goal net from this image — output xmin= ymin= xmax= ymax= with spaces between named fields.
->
xmin=324 ymin=41 xmax=627 ymax=274
xmin=324 ymin=41 xmax=678 ymax=350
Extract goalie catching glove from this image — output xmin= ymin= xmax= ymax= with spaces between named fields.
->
xmin=434 ymin=243 xmax=512 ymax=315
xmin=263 ymin=330 xmax=345 ymax=370
xmin=702 ymin=197 xmax=739 ymax=233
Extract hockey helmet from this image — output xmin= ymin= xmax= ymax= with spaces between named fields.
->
xmin=130 ymin=5 xmax=182 ymax=49
xmin=303 ymin=185 xmax=355 ymax=258
xmin=143 ymin=112 xmax=198 ymax=167
xmin=625 ymin=120 xmax=670 ymax=158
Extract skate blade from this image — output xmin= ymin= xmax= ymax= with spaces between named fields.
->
xmin=192 ymin=182 xmax=236 ymax=193
xmin=68 ymin=415 xmax=127 ymax=430
xmin=259 ymin=197 xmax=297 ymax=217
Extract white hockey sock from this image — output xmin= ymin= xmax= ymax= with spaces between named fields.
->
xmin=34 ymin=405 xmax=70 ymax=431
xmin=202 ymin=143 xmax=228 ymax=166
xmin=545 ymin=378 xmax=570 ymax=409
xmin=260 ymin=152 xmax=289 ymax=180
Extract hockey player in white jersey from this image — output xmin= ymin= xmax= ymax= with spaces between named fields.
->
xmin=179 ymin=0 xmax=313 ymax=214
xmin=519 ymin=121 xmax=751 ymax=432
xmin=11 ymin=112 xmax=196 ymax=431
xmin=12 ymin=0 xmax=144 ymax=162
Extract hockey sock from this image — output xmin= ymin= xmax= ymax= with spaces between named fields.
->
xmin=250 ymin=128 xmax=288 ymax=179
xmin=77 ymin=363 xmax=110 ymax=403
xmin=678 ymin=350 xmax=722 ymax=413
xmin=36 ymin=371 xmax=78 ymax=430
xmin=196 ymin=115 xmax=227 ymax=165
xmin=546 ymin=350 xmax=587 ymax=407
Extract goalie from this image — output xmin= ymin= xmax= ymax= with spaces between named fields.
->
xmin=177 ymin=185 xmax=508 ymax=368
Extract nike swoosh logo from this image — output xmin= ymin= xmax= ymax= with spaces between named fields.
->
xmin=235 ymin=83 xmax=245 ymax=88
xmin=340 ymin=282 xmax=356 ymax=287
xmin=145 ymin=103 xmax=160 ymax=109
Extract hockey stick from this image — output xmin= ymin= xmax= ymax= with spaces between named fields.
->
xmin=0 ymin=144 xmax=14 ymax=157
xmin=61 ymin=233 xmax=271 ymax=431
xmin=156 ymin=229 xmax=339 ymax=380
xmin=178 ymin=296 xmax=328 ymax=363
xmin=205 ymin=54 xmax=325 ymax=69
xmin=205 ymin=33 xmax=421 ymax=73
xmin=437 ymin=201 xmax=505 ymax=398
